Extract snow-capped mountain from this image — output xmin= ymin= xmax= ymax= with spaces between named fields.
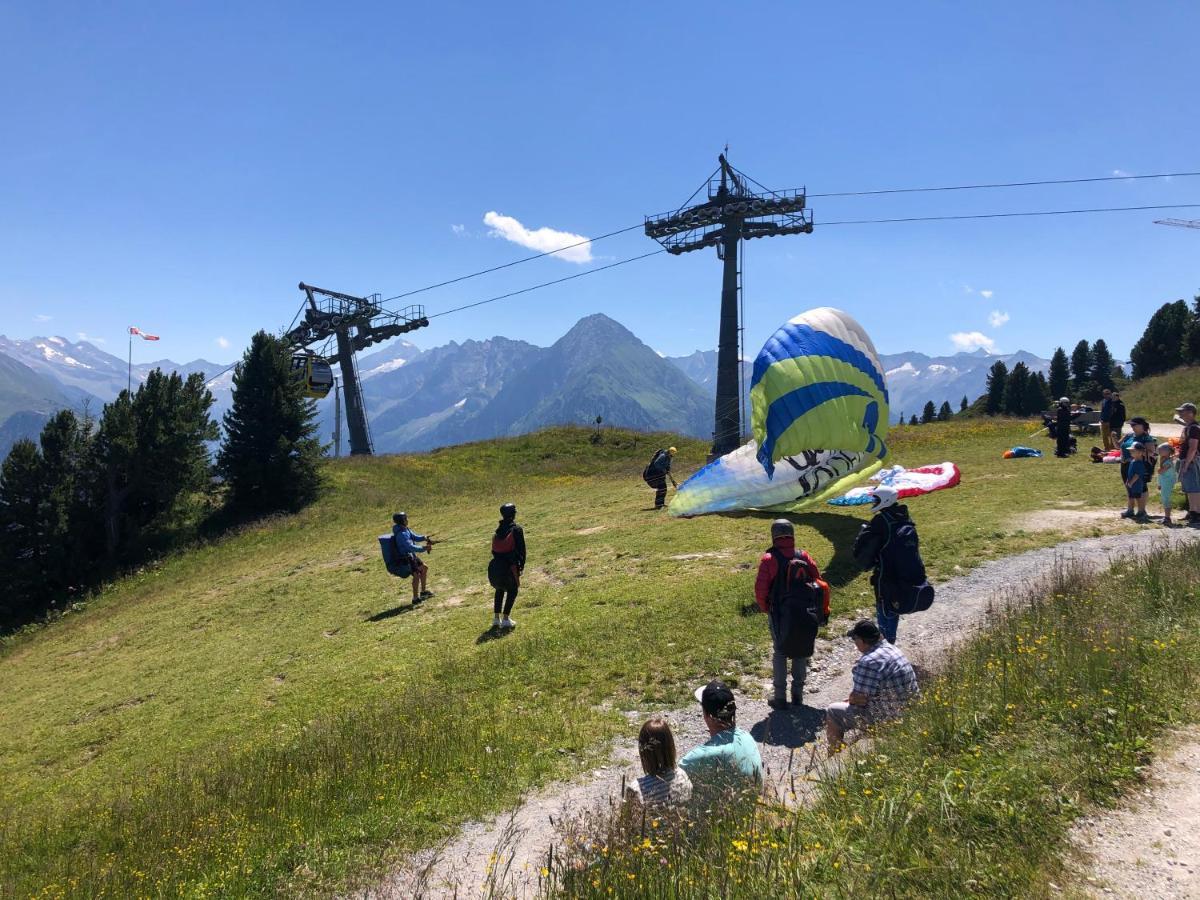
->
xmin=878 ymin=349 xmax=1051 ymax=422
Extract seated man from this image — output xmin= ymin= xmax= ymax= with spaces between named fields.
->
xmin=391 ymin=512 xmax=433 ymax=603
xmin=826 ymin=620 xmax=919 ymax=752
xmin=680 ymin=680 xmax=763 ymax=799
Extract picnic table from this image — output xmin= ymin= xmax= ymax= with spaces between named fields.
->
xmin=1042 ymin=409 xmax=1101 ymax=437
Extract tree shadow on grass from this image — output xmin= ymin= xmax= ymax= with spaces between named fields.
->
xmin=719 ymin=509 xmax=864 ymax=589
xmin=366 ymin=604 xmax=417 ymax=622
xmin=749 ymin=705 xmax=825 ymax=748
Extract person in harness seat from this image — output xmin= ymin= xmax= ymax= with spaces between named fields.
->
xmin=754 ymin=519 xmax=830 ymax=710
xmin=392 ymin=512 xmax=433 ymax=603
xmin=488 ymin=502 xmax=526 ymax=629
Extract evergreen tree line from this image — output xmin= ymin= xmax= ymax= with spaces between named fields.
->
xmin=0 ymin=332 xmax=323 ymax=632
xmin=898 ymin=396 xmax=969 ymax=426
xmin=1129 ymin=295 xmax=1200 ymax=378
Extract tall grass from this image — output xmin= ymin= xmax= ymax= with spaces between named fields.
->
xmin=543 ymin=541 xmax=1200 ymax=898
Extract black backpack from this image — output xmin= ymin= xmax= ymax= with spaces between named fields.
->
xmin=878 ymin=519 xmax=935 ymax=615
xmin=769 ymin=549 xmax=825 ymax=658
xmin=642 ymin=449 xmax=668 ymax=485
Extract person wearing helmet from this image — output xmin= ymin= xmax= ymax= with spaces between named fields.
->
xmin=488 ymin=502 xmax=526 ymax=629
xmin=851 ymin=486 xmax=921 ymax=643
xmin=392 ymin=512 xmax=434 ymax=603
xmin=1054 ymin=397 xmax=1074 ymax=458
xmin=642 ymin=447 xmax=678 ymax=509
xmin=753 ymin=518 xmax=828 ymax=709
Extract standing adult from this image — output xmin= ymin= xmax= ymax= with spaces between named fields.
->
xmin=852 ymin=486 xmax=928 ymax=644
xmin=825 ymin=620 xmax=919 ymax=752
xmin=1099 ymin=388 xmax=1114 ymax=451
xmin=392 ymin=512 xmax=433 ymax=603
xmin=1108 ymin=390 xmax=1127 ymax=447
xmin=679 ymin=680 xmax=763 ymax=799
xmin=754 ymin=519 xmax=828 ymax=709
xmin=488 ymin=502 xmax=526 ymax=629
xmin=1054 ymin=397 xmax=1073 ymax=458
xmin=1119 ymin=418 xmax=1156 ymax=520
xmin=1177 ymin=402 xmax=1200 ymax=527
xmin=642 ymin=447 xmax=677 ymax=510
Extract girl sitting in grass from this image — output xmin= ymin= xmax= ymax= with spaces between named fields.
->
xmin=626 ymin=717 xmax=692 ymax=808
xmin=1158 ymin=443 xmax=1179 ymax=526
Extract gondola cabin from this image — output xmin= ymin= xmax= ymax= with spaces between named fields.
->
xmin=291 ymin=354 xmax=334 ymax=399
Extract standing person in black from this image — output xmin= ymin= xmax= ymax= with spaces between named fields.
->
xmin=1054 ymin=397 xmax=1073 ymax=458
xmin=643 ymin=447 xmax=677 ymax=509
xmin=1108 ymin=391 xmax=1127 ymax=447
xmin=489 ymin=503 xmax=526 ymax=630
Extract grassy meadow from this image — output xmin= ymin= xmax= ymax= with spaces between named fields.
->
xmin=547 ymin=540 xmax=1200 ymax=898
xmin=1119 ymin=364 xmax=1200 ymax=423
xmin=0 ymin=417 xmax=1165 ymax=896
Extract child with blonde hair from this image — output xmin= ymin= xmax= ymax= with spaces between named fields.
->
xmin=1158 ymin=443 xmax=1179 ymax=526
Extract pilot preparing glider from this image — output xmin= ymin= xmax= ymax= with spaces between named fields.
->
xmin=670 ymin=308 xmax=890 ymax=517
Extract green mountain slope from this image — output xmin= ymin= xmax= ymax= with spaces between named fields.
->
xmin=0 ymin=420 xmax=1147 ymax=896
xmin=1119 ymin=365 xmax=1200 ymax=422
xmin=0 ymin=351 xmax=73 ymax=423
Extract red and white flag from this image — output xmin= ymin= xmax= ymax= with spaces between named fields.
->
xmin=129 ymin=326 xmax=160 ymax=341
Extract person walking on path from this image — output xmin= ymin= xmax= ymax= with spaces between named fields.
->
xmin=1054 ymin=397 xmax=1074 ymax=458
xmin=392 ymin=512 xmax=434 ymax=603
xmin=625 ymin=717 xmax=693 ymax=809
xmin=852 ymin=486 xmax=928 ymax=644
xmin=826 ymin=619 xmax=919 ymax=752
xmin=1157 ymin=443 xmax=1179 ymax=526
xmin=1119 ymin=418 xmax=1156 ymax=520
xmin=1177 ymin=402 xmax=1200 ymax=527
xmin=1100 ymin=388 xmax=1114 ymax=451
xmin=642 ymin=447 xmax=677 ymax=509
xmin=754 ymin=519 xmax=828 ymax=709
xmin=488 ymin=502 xmax=526 ymax=629
xmin=680 ymin=680 xmax=763 ymax=799
xmin=1108 ymin=390 xmax=1127 ymax=446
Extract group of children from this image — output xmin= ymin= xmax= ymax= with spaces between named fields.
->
xmin=1119 ymin=419 xmax=1183 ymax=526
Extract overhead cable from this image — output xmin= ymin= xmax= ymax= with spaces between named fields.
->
xmin=820 ymin=202 xmax=1200 ymax=226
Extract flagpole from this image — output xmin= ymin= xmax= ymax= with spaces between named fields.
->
xmin=127 ymin=328 xmax=132 ymax=395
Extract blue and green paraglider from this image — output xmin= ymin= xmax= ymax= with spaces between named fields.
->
xmin=671 ymin=307 xmax=890 ymax=516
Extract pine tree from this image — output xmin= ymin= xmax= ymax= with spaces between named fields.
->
xmin=1090 ymin=339 xmax=1115 ymax=390
xmin=921 ymin=401 xmax=937 ymax=424
xmin=1023 ymin=371 xmax=1049 ymax=416
xmin=1130 ymin=300 xmax=1190 ymax=378
xmin=1182 ymin=294 xmax=1200 ymax=366
xmin=938 ymin=401 xmax=952 ymax=421
xmin=1004 ymin=362 xmax=1031 ymax=415
xmin=1048 ymin=347 xmax=1070 ymax=400
xmin=908 ymin=414 xmax=918 ymax=426
xmin=219 ymin=331 xmax=323 ymax=515
xmin=1070 ymin=340 xmax=1092 ymax=391
xmin=0 ymin=439 xmax=47 ymax=626
xmin=985 ymin=360 xmax=1008 ymax=415
xmin=960 ymin=395 xmax=969 ymax=412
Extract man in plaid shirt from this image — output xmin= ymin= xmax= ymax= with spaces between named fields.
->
xmin=826 ymin=619 xmax=919 ymax=751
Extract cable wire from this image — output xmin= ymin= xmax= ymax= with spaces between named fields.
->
xmin=819 ymin=202 xmax=1200 ymax=226
xmin=425 ymin=249 xmax=665 ymax=321
xmin=809 ymin=171 xmax=1200 ymax=198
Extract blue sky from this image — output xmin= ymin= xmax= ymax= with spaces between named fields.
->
xmin=1 ymin=1 xmax=1197 ymax=366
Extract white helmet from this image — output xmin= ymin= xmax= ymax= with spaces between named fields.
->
xmin=868 ymin=486 xmax=899 ymax=513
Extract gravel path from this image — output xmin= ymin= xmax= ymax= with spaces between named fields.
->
xmin=359 ymin=527 xmax=1200 ymax=900
xmin=1070 ymin=727 xmax=1200 ymax=898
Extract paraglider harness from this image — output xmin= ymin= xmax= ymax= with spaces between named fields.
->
xmin=767 ymin=548 xmax=830 ymax=659
xmin=488 ymin=523 xmax=524 ymax=591
xmin=378 ymin=532 xmax=443 ymax=580
xmin=642 ymin=449 xmax=677 ymax=488
xmin=875 ymin=515 xmax=935 ymax=615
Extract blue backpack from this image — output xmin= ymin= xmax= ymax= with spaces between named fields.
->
xmin=378 ymin=534 xmax=413 ymax=579
xmin=878 ymin=519 xmax=935 ymax=615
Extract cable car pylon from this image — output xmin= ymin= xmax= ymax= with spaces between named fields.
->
xmin=286 ymin=282 xmax=429 ymax=456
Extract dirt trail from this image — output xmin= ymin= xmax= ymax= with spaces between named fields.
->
xmin=359 ymin=528 xmax=1200 ymax=900
xmin=1070 ymin=727 xmax=1200 ymax=899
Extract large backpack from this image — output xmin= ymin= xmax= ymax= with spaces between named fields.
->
xmin=378 ymin=534 xmax=413 ymax=579
xmin=878 ymin=518 xmax=934 ymax=615
xmin=488 ymin=528 xmax=520 ymax=590
xmin=768 ymin=548 xmax=827 ymax=658
xmin=642 ymin=449 xmax=668 ymax=485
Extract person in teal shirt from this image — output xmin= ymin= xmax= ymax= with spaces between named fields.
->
xmin=679 ymin=680 xmax=763 ymax=798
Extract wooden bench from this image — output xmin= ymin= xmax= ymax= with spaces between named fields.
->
xmin=1042 ymin=410 xmax=1102 ymax=436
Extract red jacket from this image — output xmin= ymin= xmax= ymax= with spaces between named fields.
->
xmin=754 ymin=535 xmax=822 ymax=613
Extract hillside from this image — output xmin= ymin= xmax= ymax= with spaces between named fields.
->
xmin=0 ymin=418 xmax=1152 ymax=895
xmin=1120 ymin=365 xmax=1200 ymax=423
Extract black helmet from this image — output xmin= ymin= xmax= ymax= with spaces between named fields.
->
xmin=500 ymin=502 xmax=517 ymax=520
xmin=393 ymin=512 xmax=407 ymax=524
xmin=770 ymin=518 xmax=794 ymax=539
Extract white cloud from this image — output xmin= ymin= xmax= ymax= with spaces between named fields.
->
xmin=482 ymin=211 xmax=593 ymax=264
xmin=1112 ymin=168 xmax=1134 ymax=178
xmin=33 ymin=313 xmax=52 ymax=322
xmin=76 ymin=331 xmax=106 ymax=344
xmin=988 ymin=310 xmax=1010 ymax=328
xmin=216 ymin=336 xmax=230 ymax=349
xmin=949 ymin=331 xmax=996 ymax=352
xmin=979 ymin=289 xmax=993 ymax=299
xmin=450 ymin=223 xmax=466 ymax=235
